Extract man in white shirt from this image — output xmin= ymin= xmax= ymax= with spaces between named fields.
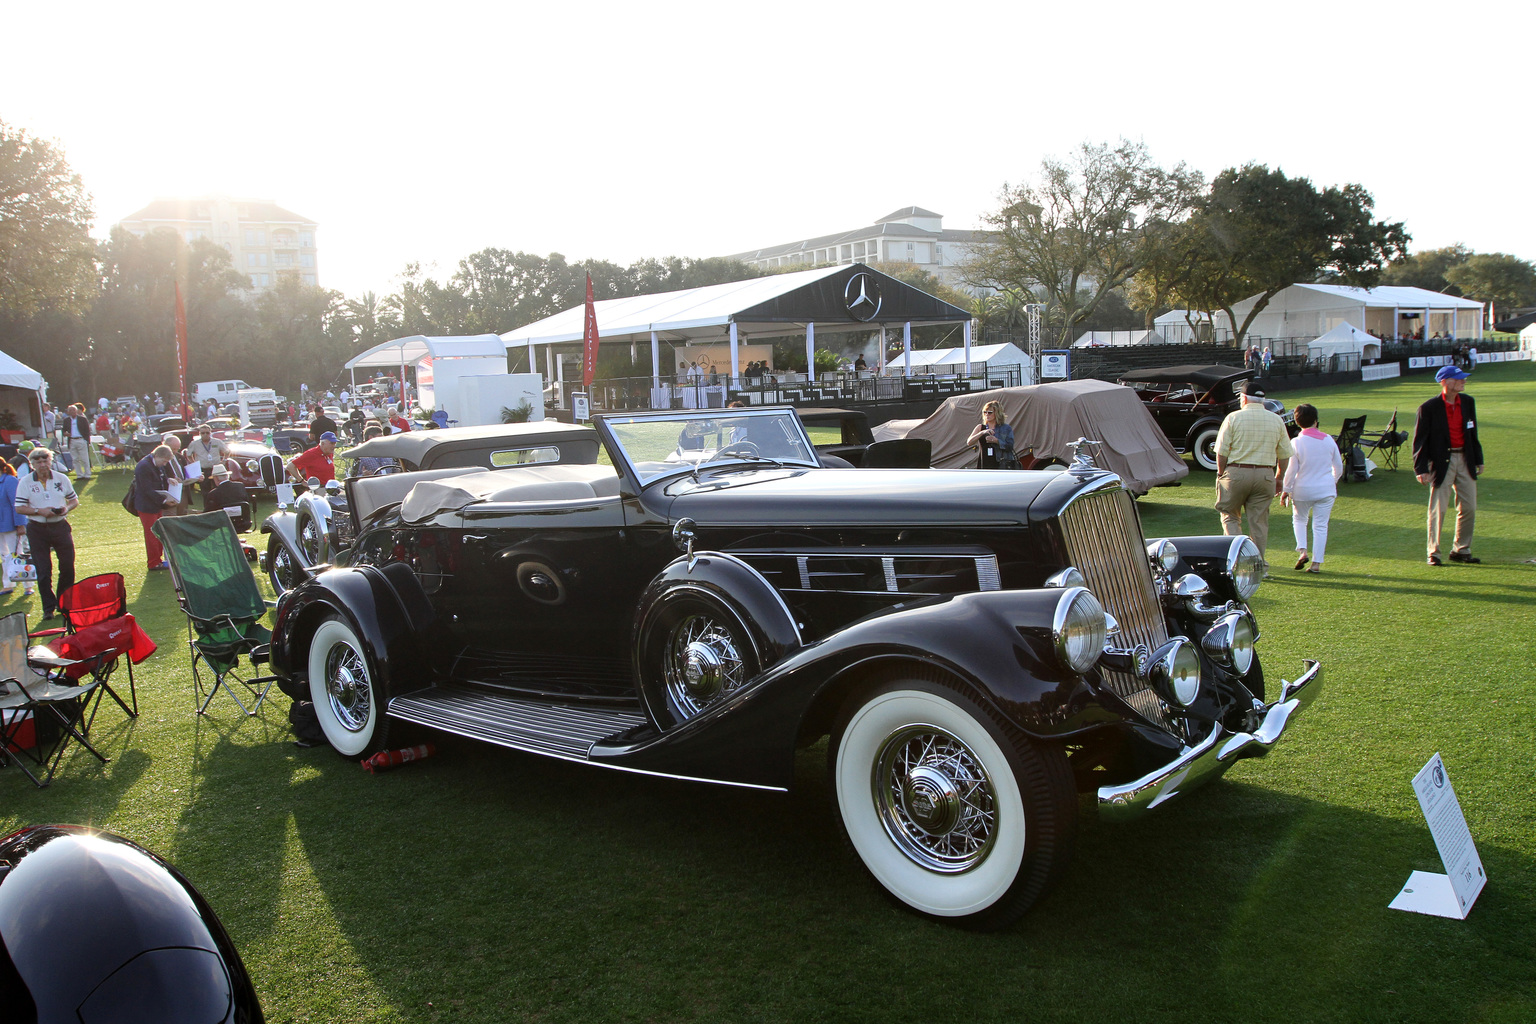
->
xmin=15 ymin=448 xmax=78 ymax=619
xmin=65 ymin=403 xmax=93 ymax=480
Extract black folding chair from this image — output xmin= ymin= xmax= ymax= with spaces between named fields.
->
xmin=0 ymin=612 xmax=109 ymax=787
xmin=1360 ymin=409 xmax=1407 ymax=471
xmin=152 ymin=512 xmax=279 ymax=716
xmin=1334 ymin=416 xmax=1370 ymax=483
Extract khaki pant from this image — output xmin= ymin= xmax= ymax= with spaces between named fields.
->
xmin=1427 ymin=452 xmax=1476 ymax=558
xmin=1215 ymin=465 xmax=1277 ymax=557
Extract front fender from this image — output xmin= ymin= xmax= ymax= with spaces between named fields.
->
xmin=593 ymin=588 xmax=1115 ymax=790
xmin=270 ymin=562 xmax=435 ymax=703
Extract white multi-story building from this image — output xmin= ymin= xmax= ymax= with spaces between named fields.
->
xmin=116 ymin=195 xmax=318 ymax=291
xmin=725 ymin=206 xmax=986 ymax=290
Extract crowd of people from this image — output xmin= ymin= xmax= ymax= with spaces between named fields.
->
xmin=6 ymin=378 xmax=418 ymax=616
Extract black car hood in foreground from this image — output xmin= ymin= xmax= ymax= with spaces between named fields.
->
xmin=659 ymin=466 xmax=1063 ymax=527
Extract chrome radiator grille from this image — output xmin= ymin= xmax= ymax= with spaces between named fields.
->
xmin=1059 ymin=487 xmax=1174 ymax=729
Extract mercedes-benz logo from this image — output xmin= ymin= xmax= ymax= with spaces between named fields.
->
xmin=843 ymin=272 xmax=882 ymax=322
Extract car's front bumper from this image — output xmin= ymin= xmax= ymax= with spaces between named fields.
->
xmin=1096 ymin=659 xmax=1322 ymax=821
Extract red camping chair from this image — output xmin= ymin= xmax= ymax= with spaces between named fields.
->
xmin=29 ymin=573 xmax=155 ymax=721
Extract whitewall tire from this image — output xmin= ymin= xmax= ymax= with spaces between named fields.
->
xmin=307 ymin=617 xmax=385 ymax=758
xmin=830 ymin=680 xmax=1074 ymax=929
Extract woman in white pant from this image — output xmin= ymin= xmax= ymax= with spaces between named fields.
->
xmin=1281 ymin=403 xmax=1343 ymax=574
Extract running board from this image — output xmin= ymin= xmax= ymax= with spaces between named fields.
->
xmin=387 ymin=686 xmax=647 ymax=760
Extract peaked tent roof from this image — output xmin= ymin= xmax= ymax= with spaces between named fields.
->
xmin=886 ymin=342 xmax=1028 ymax=369
xmin=1308 ymin=323 xmax=1381 ymax=353
xmin=1241 ymin=283 xmax=1483 ymax=310
xmin=345 ymin=334 xmax=507 ymax=370
xmin=500 ymin=264 xmax=973 ymax=350
xmin=0 ymin=350 xmax=44 ymax=391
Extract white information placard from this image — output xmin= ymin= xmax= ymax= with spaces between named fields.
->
xmin=1041 ymin=351 xmax=1070 ymax=380
xmin=1389 ymin=753 xmax=1486 ymax=919
xmin=572 ymin=393 xmax=590 ymax=423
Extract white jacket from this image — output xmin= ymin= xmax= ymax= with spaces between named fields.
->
xmin=1282 ymin=431 xmax=1343 ymax=502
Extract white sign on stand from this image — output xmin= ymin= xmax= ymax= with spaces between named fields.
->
xmin=1041 ymin=351 xmax=1070 ymax=380
xmin=572 ymin=392 xmax=590 ymax=424
xmin=1389 ymin=753 xmax=1486 ymax=919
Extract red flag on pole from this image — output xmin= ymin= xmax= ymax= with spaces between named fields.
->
xmin=174 ymin=282 xmax=189 ymax=415
xmin=581 ymin=273 xmax=600 ymax=389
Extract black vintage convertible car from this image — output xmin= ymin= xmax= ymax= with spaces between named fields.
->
xmin=1117 ymin=365 xmax=1298 ymax=471
xmin=270 ymin=407 xmax=1322 ymax=928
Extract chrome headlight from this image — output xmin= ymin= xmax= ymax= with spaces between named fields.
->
xmin=1044 ymin=566 xmax=1086 ymax=589
xmin=1201 ymin=610 xmax=1258 ymax=675
xmin=1146 ymin=539 xmax=1180 ymax=575
xmin=1227 ymin=536 xmax=1264 ymax=601
xmin=1149 ymin=638 xmax=1202 ymax=707
xmin=1052 ymin=587 xmax=1107 ymax=675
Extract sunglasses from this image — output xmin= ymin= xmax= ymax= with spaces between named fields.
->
xmin=29 ymin=455 xmax=50 ymax=462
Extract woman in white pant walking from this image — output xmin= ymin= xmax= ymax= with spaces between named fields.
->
xmin=1281 ymin=403 xmax=1343 ymax=573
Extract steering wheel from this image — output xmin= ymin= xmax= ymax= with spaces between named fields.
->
xmin=711 ymin=441 xmax=759 ymax=460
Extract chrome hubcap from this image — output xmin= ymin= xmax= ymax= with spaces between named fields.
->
xmin=663 ymin=613 xmax=746 ymax=718
xmin=874 ymin=726 xmax=997 ymax=872
xmin=324 ymin=642 xmax=370 ymax=732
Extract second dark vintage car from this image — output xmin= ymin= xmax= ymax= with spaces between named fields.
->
xmin=1116 ymin=365 xmax=1298 ymax=471
xmin=269 ymin=407 xmax=1322 ymax=928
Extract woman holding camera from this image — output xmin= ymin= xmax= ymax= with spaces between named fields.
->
xmin=14 ymin=447 xmax=78 ymax=620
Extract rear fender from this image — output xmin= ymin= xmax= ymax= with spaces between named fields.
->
xmin=594 ymin=588 xmax=1112 ymax=790
xmin=270 ymin=563 xmax=434 ymax=703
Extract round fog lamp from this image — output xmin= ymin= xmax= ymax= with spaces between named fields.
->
xmin=1153 ymin=639 xmax=1202 ymax=707
xmin=1052 ymin=588 xmax=1107 ymax=675
xmin=1202 ymin=611 xmax=1258 ymax=675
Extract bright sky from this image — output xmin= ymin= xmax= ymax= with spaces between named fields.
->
xmin=6 ymin=1 xmax=1531 ymax=300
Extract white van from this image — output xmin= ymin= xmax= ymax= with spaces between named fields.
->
xmin=194 ymin=380 xmax=254 ymax=406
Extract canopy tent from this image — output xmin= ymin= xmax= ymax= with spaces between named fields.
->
xmin=1221 ymin=284 xmax=1483 ymax=342
xmin=1072 ymin=330 xmax=1168 ymax=348
xmin=884 ymin=341 xmax=1029 ymax=373
xmin=0 ymin=350 xmax=46 ymax=436
xmin=344 ymin=335 xmax=506 ymax=371
xmin=1308 ymin=322 xmax=1381 ymax=360
xmin=500 ymin=263 xmax=975 ymax=391
xmin=343 ymin=335 xmax=508 ymax=409
xmin=1153 ymin=310 xmax=1221 ymax=345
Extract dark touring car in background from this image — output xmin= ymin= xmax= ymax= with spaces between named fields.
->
xmin=1116 ymin=365 xmax=1298 ymax=471
xmin=269 ymin=407 xmax=1322 ymax=927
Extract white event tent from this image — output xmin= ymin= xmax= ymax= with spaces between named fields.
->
xmin=0 ymin=350 xmax=47 ymax=437
xmin=1222 ymin=284 xmax=1483 ymax=342
xmin=1308 ymin=323 xmax=1382 ymax=362
xmin=1071 ymin=330 xmax=1169 ymax=348
xmin=344 ymin=335 xmax=508 ymax=408
xmin=499 ymin=264 xmax=975 ymax=392
xmin=884 ymin=342 xmax=1031 ymax=381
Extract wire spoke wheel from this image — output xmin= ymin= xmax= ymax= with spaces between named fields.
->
xmin=875 ymin=726 xmax=998 ymax=872
xmin=831 ymin=680 xmax=1075 ymax=928
xmin=307 ymin=618 xmax=386 ymax=757
xmin=662 ymin=610 xmax=750 ymax=719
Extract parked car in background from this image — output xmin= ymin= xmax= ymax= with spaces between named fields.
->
xmin=268 ymin=406 xmax=1322 ymax=928
xmin=260 ymin=421 xmax=603 ymax=594
xmin=1116 ymin=365 xmax=1298 ymax=471
xmin=131 ymin=414 xmax=190 ymax=459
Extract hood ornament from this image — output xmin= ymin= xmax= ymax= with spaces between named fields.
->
xmin=1065 ymin=437 xmax=1102 ymax=477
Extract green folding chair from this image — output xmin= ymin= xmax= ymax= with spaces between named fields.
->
xmin=152 ymin=512 xmax=279 ymax=716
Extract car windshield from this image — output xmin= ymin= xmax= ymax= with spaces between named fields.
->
xmin=603 ymin=409 xmax=819 ymax=485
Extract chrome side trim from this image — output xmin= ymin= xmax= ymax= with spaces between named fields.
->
xmin=695 ymin=550 xmax=805 ymax=647
xmin=1096 ymin=659 xmax=1323 ymax=821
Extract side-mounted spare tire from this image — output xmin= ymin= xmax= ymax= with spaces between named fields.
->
xmin=633 ymin=553 xmax=801 ymax=730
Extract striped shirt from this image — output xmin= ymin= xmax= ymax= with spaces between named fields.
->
xmin=1215 ymin=403 xmax=1294 ymax=467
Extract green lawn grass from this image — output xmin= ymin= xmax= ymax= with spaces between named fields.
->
xmin=4 ymin=364 xmax=1534 ymax=1023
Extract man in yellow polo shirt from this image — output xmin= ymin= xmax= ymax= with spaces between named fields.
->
xmin=1214 ymin=380 xmax=1293 ymax=565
